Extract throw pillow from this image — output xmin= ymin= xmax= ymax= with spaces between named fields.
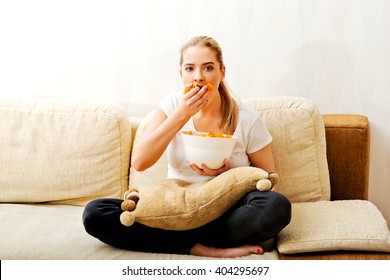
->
xmin=120 ymin=166 xmax=277 ymax=230
xmin=277 ymin=200 xmax=390 ymax=254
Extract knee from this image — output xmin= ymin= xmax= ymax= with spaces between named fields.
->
xmin=246 ymin=191 xmax=291 ymax=229
xmin=268 ymin=192 xmax=291 ymax=228
xmin=230 ymin=191 xmax=291 ymax=243
xmin=82 ymin=200 xmax=102 ymax=234
xmin=82 ymin=198 xmax=121 ymax=235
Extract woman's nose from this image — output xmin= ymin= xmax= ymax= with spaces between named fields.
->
xmin=193 ymin=70 xmax=204 ymax=82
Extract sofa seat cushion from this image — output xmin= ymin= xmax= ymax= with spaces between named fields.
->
xmin=0 ymin=203 xmax=278 ymax=260
xmin=0 ymin=98 xmax=132 ymax=206
xmin=277 ymin=200 xmax=390 ymax=254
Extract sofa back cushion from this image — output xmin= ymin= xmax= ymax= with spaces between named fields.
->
xmin=130 ymin=96 xmax=330 ymax=202
xmin=129 ymin=111 xmax=168 ymax=188
xmin=0 ymin=98 xmax=132 ymax=206
xmin=243 ymin=96 xmax=330 ymax=202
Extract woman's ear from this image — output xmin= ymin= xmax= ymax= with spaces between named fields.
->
xmin=221 ymin=65 xmax=226 ymax=80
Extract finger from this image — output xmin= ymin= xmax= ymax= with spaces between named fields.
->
xmin=223 ymin=159 xmax=232 ymax=169
xmin=190 ymin=92 xmax=209 ymax=111
xmin=200 ymin=164 xmax=224 ymax=176
xmin=189 ymin=163 xmax=205 ymax=175
xmin=185 ymin=86 xmax=201 ymax=97
xmin=200 ymin=163 xmax=214 ymax=174
xmin=182 ymin=89 xmax=204 ymax=111
xmin=193 ymin=89 xmax=209 ymax=104
xmin=198 ymin=85 xmax=208 ymax=94
xmin=200 ymin=160 xmax=231 ymax=176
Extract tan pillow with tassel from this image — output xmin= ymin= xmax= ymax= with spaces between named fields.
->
xmin=119 ymin=167 xmax=278 ymax=230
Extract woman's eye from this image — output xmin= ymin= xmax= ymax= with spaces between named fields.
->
xmin=185 ymin=67 xmax=193 ymax=72
xmin=204 ymin=66 xmax=213 ymax=71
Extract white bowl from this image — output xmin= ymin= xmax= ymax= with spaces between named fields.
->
xmin=181 ymin=131 xmax=237 ymax=169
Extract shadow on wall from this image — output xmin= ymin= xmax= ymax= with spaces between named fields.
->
xmin=367 ymin=105 xmax=390 ymax=229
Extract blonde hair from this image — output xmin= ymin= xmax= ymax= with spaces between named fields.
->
xmin=180 ymin=36 xmax=238 ymax=133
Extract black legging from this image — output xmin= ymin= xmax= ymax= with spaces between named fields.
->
xmin=82 ymin=190 xmax=291 ymax=255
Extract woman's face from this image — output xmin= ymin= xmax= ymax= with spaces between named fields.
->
xmin=180 ymin=46 xmax=225 ymax=91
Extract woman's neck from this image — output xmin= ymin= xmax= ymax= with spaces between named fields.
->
xmin=193 ymin=93 xmax=224 ymax=133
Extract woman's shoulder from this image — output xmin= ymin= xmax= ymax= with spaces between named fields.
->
xmin=160 ymin=90 xmax=182 ymax=104
xmin=236 ymin=100 xmax=269 ymax=132
xmin=159 ymin=91 xmax=182 ymax=115
xmin=236 ymin=100 xmax=271 ymax=141
xmin=237 ymin=101 xmax=261 ymax=121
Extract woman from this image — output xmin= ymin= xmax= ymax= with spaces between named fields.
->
xmin=83 ymin=36 xmax=291 ymax=258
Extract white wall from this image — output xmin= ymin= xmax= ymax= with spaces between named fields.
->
xmin=1 ymin=0 xmax=389 ymax=225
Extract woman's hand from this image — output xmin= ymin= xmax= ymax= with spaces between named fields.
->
xmin=189 ymin=159 xmax=232 ymax=176
xmin=180 ymin=83 xmax=209 ymax=117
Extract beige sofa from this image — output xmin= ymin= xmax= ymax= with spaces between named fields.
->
xmin=1 ymin=96 xmax=389 ymax=260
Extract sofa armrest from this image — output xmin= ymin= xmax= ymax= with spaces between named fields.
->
xmin=322 ymin=114 xmax=370 ymax=200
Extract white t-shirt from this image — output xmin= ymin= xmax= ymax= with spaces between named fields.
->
xmin=159 ymin=91 xmax=272 ymax=183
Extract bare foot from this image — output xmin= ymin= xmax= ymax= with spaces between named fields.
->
xmin=190 ymin=243 xmax=264 ymax=258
